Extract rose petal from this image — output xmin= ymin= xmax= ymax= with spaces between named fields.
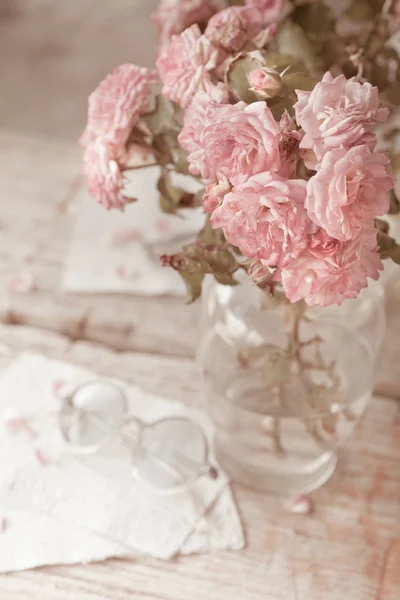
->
xmin=34 ymin=447 xmax=52 ymax=466
xmin=7 ymin=271 xmax=36 ymax=294
xmin=105 ymin=228 xmax=143 ymax=247
xmin=288 ymin=495 xmax=314 ymax=515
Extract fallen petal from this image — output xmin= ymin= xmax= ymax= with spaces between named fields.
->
xmin=288 ymin=495 xmax=314 ymax=515
xmin=154 ymin=218 xmax=171 ymax=234
xmin=52 ymin=379 xmax=66 ymax=396
xmin=0 ymin=517 xmax=8 ymax=533
xmin=105 ymin=227 xmax=143 ymax=247
xmin=115 ymin=265 xmax=127 ymax=279
xmin=6 ymin=416 xmax=37 ymax=439
xmin=35 ymin=447 xmax=52 ymax=466
xmin=7 ymin=271 xmax=36 ymax=294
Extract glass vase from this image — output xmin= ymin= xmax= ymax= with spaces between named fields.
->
xmin=198 ymin=276 xmax=385 ymax=496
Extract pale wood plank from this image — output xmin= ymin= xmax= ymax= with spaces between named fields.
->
xmin=0 ymin=324 xmax=398 ymax=600
xmin=0 ymin=131 xmax=199 ymax=358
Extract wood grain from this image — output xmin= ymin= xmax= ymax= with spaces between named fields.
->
xmin=0 ymin=323 xmax=398 ymax=600
xmin=0 ymin=1 xmax=399 ymax=598
xmin=0 ymin=0 xmax=158 ymax=142
xmin=0 ymin=131 xmax=199 ymax=359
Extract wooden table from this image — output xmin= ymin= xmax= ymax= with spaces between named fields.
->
xmin=0 ymin=3 xmax=399 ymax=599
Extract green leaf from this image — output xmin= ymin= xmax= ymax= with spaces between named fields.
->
xmin=225 ymin=53 xmax=265 ymax=103
xmin=277 ymin=21 xmax=322 ymax=72
xmin=179 ymin=271 xmax=205 ymax=303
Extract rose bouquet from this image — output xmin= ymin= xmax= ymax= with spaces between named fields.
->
xmin=80 ymin=0 xmax=400 ymax=307
xmin=79 ymin=0 xmax=400 ymax=492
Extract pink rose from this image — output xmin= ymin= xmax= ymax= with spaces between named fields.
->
xmin=152 ymin=0 xmax=226 ymax=51
xmin=306 ymin=146 xmax=394 ymax=241
xmin=83 ymin=141 xmax=132 ymax=210
xmin=308 ymin=229 xmax=342 ymax=260
xmin=210 ymin=172 xmax=311 ymax=266
xmin=198 ymin=101 xmax=281 ymax=185
xmin=178 ymin=81 xmax=229 ymax=178
xmin=245 ymin=0 xmax=283 ymax=23
xmin=279 ymin=229 xmax=383 ymax=307
xmin=295 ymin=72 xmax=389 ymax=164
xmin=79 ymin=64 xmax=156 ymax=149
xmin=204 ymin=6 xmax=263 ymax=53
xmin=156 ymin=24 xmax=218 ymax=109
xmin=203 ymin=178 xmax=231 ymax=213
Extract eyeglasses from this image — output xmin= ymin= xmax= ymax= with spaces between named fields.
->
xmin=58 ymin=381 xmax=218 ymax=494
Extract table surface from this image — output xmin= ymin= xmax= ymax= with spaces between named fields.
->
xmin=0 ymin=2 xmax=399 ymax=599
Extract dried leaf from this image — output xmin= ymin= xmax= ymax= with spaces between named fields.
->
xmin=282 ymin=72 xmax=316 ymax=92
xmin=198 ymin=215 xmax=222 ymax=244
xmin=346 ymin=2 xmax=375 ymax=22
xmin=262 ymin=52 xmax=305 ymax=72
xmin=214 ymin=273 xmax=238 ymax=286
xmin=389 ymin=190 xmax=400 ymax=215
xmin=267 ymin=95 xmax=296 ymax=120
xmin=225 ymin=53 xmax=265 ymax=102
xmin=375 ymin=218 xmax=389 ymax=234
xmin=390 ymin=245 xmax=400 ymax=264
xmin=173 ymin=147 xmax=190 ymax=175
xmin=144 ymin=95 xmax=182 ymax=136
xmin=377 ymin=229 xmax=398 ymax=259
xmin=179 ymin=271 xmax=205 ymax=303
xmin=157 ymin=169 xmax=187 ymax=214
xmin=277 ymin=21 xmax=322 ymax=72
xmin=293 ymin=3 xmax=334 ymax=34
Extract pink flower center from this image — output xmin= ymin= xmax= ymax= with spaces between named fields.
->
xmin=345 ymin=168 xmax=364 ymax=203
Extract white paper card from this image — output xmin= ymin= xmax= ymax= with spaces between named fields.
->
xmin=62 ymin=166 xmax=204 ymax=296
xmin=0 ymin=353 xmax=244 ymax=572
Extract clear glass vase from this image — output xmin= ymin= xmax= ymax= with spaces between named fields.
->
xmin=198 ymin=276 xmax=385 ymax=496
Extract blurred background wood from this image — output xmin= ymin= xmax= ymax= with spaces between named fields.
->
xmin=0 ymin=0 xmax=158 ymax=141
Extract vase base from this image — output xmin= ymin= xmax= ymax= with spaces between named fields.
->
xmin=214 ymin=442 xmax=338 ymax=497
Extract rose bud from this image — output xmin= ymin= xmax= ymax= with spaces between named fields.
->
xmin=249 ymin=67 xmax=283 ymax=99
